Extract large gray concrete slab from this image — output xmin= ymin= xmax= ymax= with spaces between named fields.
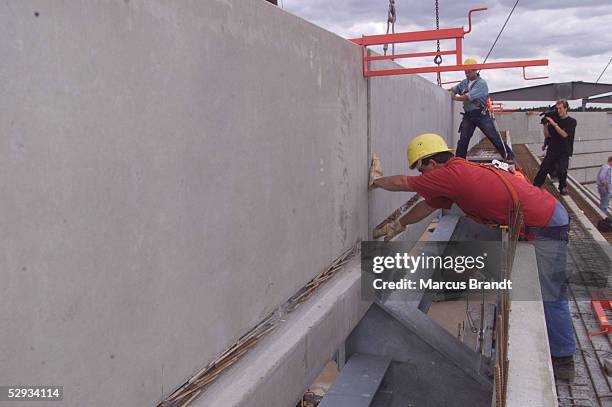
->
xmin=0 ymin=1 xmax=367 ymax=406
xmin=569 ymin=166 xmax=600 ymax=183
xmin=506 ymin=244 xmax=558 ymax=407
xmin=1 ymin=1 xmax=480 ymax=406
xmin=192 ymin=257 xmax=370 ymax=407
xmin=527 ymin=140 xmax=612 ymax=156
xmin=562 ymin=152 xmax=610 ymax=168
xmin=368 ymin=57 xmax=461 ymax=237
xmin=496 ymin=112 xmax=612 ymax=144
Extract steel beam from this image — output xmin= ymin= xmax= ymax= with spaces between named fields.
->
xmin=345 ymin=305 xmax=493 ymax=407
xmin=350 ymin=28 xmax=465 ymax=46
xmin=318 ymin=354 xmax=391 ymax=407
xmin=490 ymin=81 xmax=612 ymax=101
xmin=586 ymin=94 xmax=612 ymax=104
xmin=363 ymin=60 xmax=548 ymax=78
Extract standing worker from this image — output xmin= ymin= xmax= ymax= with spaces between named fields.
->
xmin=596 ymin=156 xmax=612 ymax=213
xmin=370 ymin=133 xmax=575 ymax=380
xmin=533 ymin=99 xmax=577 ymax=196
xmin=449 ymin=58 xmax=514 ymax=161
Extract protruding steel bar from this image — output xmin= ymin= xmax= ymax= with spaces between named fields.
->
xmin=464 ymin=7 xmax=488 ymax=34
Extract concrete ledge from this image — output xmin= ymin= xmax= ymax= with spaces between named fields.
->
xmin=506 ymin=244 xmax=558 ymax=407
xmin=191 ymin=256 xmax=370 ymax=407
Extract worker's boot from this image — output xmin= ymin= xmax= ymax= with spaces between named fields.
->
xmin=552 ymin=356 xmax=575 ymax=381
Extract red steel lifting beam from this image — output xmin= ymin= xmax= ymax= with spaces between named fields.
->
xmin=590 ymin=300 xmax=612 ymax=337
xmin=364 ymin=59 xmax=549 ymax=78
xmin=351 ymin=28 xmax=465 ymax=47
xmin=522 ymin=66 xmax=548 ymax=81
xmin=464 ymin=7 xmax=487 ymax=34
xmin=349 ymin=7 xmax=548 ymax=80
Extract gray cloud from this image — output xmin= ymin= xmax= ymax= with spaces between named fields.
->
xmin=281 ymin=0 xmax=612 ymax=91
xmin=498 ymin=0 xmax=608 ymax=10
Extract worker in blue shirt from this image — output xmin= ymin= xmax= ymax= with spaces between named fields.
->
xmin=449 ymin=58 xmax=514 ymax=161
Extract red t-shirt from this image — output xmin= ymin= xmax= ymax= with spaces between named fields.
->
xmin=405 ymin=158 xmax=556 ymax=227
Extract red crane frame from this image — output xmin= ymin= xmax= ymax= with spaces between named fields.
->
xmin=349 ymin=7 xmax=548 ymax=80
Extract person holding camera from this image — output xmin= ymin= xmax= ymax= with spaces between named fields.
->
xmin=533 ymin=99 xmax=577 ymax=196
xmin=449 ymin=58 xmax=514 ymax=161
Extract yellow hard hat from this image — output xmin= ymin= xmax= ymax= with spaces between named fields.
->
xmin=464 ymin=57 xmax=478 ymax=65
xmin=407 ymin=133 xmax=452 ymax=169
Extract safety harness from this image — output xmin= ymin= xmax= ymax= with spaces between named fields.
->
xmin=464 ymin=160 xmax=524 ymax=240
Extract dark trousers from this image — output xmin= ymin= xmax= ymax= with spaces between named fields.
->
xmin=456 ymin=111 xmax=514 ymax=160
xmin=534 ymin=149 xmax=569 ymax=190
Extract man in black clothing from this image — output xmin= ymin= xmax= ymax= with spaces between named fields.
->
xmin=533 ymin=99 xmax=577 ymax=196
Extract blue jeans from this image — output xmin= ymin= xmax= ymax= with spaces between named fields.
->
xmin=598 ymin=187 xmax=610 ymax=213
xmin=527 ymin=203 xmax=576 ymax=358
xmin=456 ymin=111 xmax=514 ymax=160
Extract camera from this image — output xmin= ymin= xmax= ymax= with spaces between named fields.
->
xmin=539 ymin=106 xmax=560 ymax=124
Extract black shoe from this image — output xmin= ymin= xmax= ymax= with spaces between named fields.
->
xmin=552 ymin=356 xmax=575 ymax=381
xmin=559 ymin=188 xmax=569 ymax=196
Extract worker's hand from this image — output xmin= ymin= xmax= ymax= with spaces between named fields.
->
xmin=545 ymin=117 xmax=557 ymax=126
xmin=373 ymin=219 xmax=406 ymax=241
xmin=368 ymin=154 xmax=383 ymax=189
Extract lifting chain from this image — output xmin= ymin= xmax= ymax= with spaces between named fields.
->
xmin=383 ymin=0 xmax=396 ymax=56
xmin=434 ymin=0 xmax=442 ymax=86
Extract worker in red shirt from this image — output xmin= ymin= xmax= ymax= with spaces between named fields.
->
xmin=370 ymin=133 xmax=576 ymax=381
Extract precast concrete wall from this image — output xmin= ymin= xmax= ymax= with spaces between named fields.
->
xmin=1 ymin=1 xmax=459 ymax=406
xmin=1 ymin=1 xmax=369 ymax=406
xmin=499 ymin=112 xmax=612 ymax=185
xmin=565 ymin=152 xmax=611 ymax=169
xmin=496 ymin=112 xmax=612 ymax=144
xmin=569 ymin=167 xmax=602 ymax=184
xmin=527 ymin=140 xmax=612 ymax=156
xmin=527 ymin=148 xmax=610 ymax=169
xmin=368 ymin=58 xmax=462 ymax=236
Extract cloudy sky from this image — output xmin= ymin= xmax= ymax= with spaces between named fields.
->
xmin=279 ymin=0 xmax=612 ymax=107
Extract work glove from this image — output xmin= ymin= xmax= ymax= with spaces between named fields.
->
xmin=368 ymin=154 xmax=383 ymax=190
xmin=373 ymin=219 xmax=405 ymax=241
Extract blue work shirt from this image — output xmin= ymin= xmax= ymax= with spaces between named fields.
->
xmin=452 ymin=76 xmax=489 ymax=112
xmin=597 ymin=163 xmax=612 ymax=189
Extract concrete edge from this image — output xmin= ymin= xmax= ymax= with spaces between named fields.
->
xmin=507 ymin=243 xmax=558 ymax=407
xmin=190 ymin=256 xmax=370 ymax=407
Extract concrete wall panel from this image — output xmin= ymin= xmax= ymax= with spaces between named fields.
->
xmin=368 ymin=63 xmax=458 ymax=235
xmin=0 ymin=1 xmax=367 ymax=406
xmin=567 ymin=152 xmax=611 ymax=169
xmin=527 ymin=147 xmax=612 ymax=169
xmin=527 ymin=139 xmax=612 ymax=155
xmin=569 ymin=167 xmax=600 ymax=183
xmin=496 ymin=112 xmax=612 ymax=144
xmin=2 ymin=1 xmax=468 ymax=406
